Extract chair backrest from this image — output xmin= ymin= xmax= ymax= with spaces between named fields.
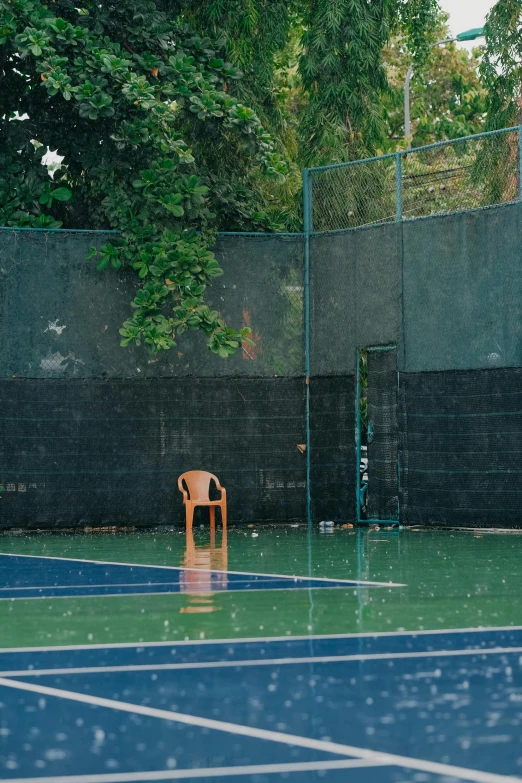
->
xmin=179 ymin=470 xmax=220 ymax=502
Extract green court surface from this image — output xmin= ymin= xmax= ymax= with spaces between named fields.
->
xmin=0 ymin=526 xmax=521 ymax=649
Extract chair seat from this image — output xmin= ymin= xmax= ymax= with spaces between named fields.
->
xmin=185 ymin=499 xmax=223 ymax=506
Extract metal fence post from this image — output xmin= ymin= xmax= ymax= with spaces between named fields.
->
xmin=395 ymin=152 xmax=403 ymax=221
xmin=519 ymin=127 xmax=522 ymax=201
xmin=355 ymin=349 xmax=362 ymax=524
xmin=303 ymin=169 xmax=312 ymax=526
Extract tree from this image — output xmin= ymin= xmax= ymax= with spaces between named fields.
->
xmin=297 ymin=0 xmax=440 ymax=167
xmin=181 ymin=2 xmax=443 ymax=170
xmin=0 ymin=0 xmax=286 ymax=355
xmin=481 ymin=0 xmax=522 ymax=130
xmin=382 ymin=16 xmax=487 ymax=151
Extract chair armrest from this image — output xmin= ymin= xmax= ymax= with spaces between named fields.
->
xmin=219 ymin=487 xmax=227 ymax=501
xmin=177 ymin=477 xmax=188 ymax=502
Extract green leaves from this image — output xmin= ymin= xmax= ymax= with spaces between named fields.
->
xmin=189 ymin=93 xmax=224 ymax=119
xmin=0 ymin=12 xmax=17 ymax=45
xmin=1 ymin=0 xmax=289 ymax=359
xmin=78 ymin=91 xmax=114 ymax=120
xmin=50 ymin=186 xmax=72 ymax=202
xmin=481 ymin=0 xmax=522 ymax=131
xmin=15 ymin=26 xmax=50 ymax=56
xmin=297 ymin=0 xmax=440 ymax=165
xmin=92 ymin=244 xmax=121 ymax=271
xmin=160 ymin=193 xmax=184 ymax=217
xmin=38 ymin=184 xmax=72 ymax=207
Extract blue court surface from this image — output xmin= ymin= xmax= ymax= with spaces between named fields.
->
xmin=0 ymin=554 xmax=400 ymax=599
xmin=2 ymin=626 xmax=522 ymax=782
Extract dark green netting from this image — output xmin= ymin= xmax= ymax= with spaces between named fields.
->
xmin=309 ymin=203 xmax=522 ymax=377
xmin=399 ymin=368 xmax=522 ymax=528
xmin=0 ymin=377 xmax=306 ymax=527
xmin=309 ymin=376 xmax=355 ymax=523
xmin=307 ymin=199 xmax=522 ymax=528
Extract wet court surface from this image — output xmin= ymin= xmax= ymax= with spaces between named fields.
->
xmin=1 ymin=526 xmax=522 ymax=781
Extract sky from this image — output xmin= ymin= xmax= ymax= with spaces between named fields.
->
xmin=439 ymin=0 xmax=497 ymax=49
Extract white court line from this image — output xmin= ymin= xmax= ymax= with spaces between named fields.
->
xmin=0 ymin=677 xmax=518 ymax=783
xmin=0 ymin=585 xmax=389 ymax=602
xmin=2 ymin=645 xmax=522 ymax=679
xmin=0 ymin=551 xmax=403 ymax=587
xmin=0 ymin=758 xmax=387 ymax=783
xmin=2 ymin=624 xmax=522 ymax=654
xmin=0 ymin=579 xmax=281 ymax=591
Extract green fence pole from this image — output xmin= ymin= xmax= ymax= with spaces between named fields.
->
xmin=355 ymin=349 xmax=362 ymax=525
xmin=303 ymin=169 xmax=312 ymax=526
xmin=395 ymin=152 xmax=403 ymax=221
xmin=519 ymin=127 xmax=522 ymax=201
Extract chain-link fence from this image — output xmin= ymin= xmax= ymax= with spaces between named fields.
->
xmin=310 ymin=155 xmax=397 ymax=232
xmin=402 ymin=129 xmax=520 ymax=220
xmin=308 ymin=127 xmax=521 ymax=231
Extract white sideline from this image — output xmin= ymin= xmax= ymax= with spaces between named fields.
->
xmin=0 ymin=579 xmax=279 ymax=591
xmin=1 ymin=644 xmax=522 ymax=678
xmin=0 ymin=676 xmax=518 ymax=783
xmin=2 ymin=624 xmax=522 ymax=654
xmin=0 ymin=551 xmax=404 ymax=587
xmin=0 ymin=759 xmax=387 ymax=783
xmin=0 ymin=586 xmax=382 ymax=602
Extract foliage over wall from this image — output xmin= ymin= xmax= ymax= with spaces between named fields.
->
xmin=0 ymin=0 xmax=286 ymax=355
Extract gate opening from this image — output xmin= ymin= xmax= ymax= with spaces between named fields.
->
xmin=356 ymin=345 xmax=399 ymax=525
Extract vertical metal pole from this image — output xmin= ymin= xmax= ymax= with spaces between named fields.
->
xmin=395 ymin=153 xmax=403 ymax=222
xmin=303 ymin=169 xmax=312 ymax=528
xmin=355 ymin=349 xmax=361 ymax=525
xmin=396 ymin=364 xmax=401 ymax=525
xmin=519 ymin=126 xmax=522 ymax=201
xmin=404 ymin=64 xmax=413 ymax=149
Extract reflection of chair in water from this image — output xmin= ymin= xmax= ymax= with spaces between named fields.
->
xmin=177 ymin=471 xmax=227 ymax=530
xmin=179 ymin=525 xmax=228 ymax=609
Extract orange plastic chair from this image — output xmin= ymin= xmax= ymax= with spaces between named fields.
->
xmin=178 ymin=471 xmax=227 ymax=530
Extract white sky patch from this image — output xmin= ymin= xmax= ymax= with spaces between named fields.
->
xmin=439 ymin=0 xmax=497 ymax=50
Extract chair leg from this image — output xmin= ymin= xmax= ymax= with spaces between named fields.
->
xmin=185 ymin=503 xmax=194 ymax=529
xmin=220 ymin=501 xmax=227 ymax=530
xmin=209 ymin=506 xmax=216 ymax=528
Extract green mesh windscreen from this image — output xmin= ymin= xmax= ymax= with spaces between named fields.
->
xmin=402 ymin=203 xmax=522 ymax=372
xmin=366 ymin=348 xmax=399 ymax=521
xmin=309 ymin=227 xmax=401 ymax=376
xmin=0 ymin=230 xmax=304 ymax=378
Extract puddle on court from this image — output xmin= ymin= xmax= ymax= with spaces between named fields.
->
xmin=0 ymin=527 xmax=521 ymax=648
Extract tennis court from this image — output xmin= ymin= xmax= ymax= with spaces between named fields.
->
xmin=1 ymin=527 xmax=522 ymax=782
